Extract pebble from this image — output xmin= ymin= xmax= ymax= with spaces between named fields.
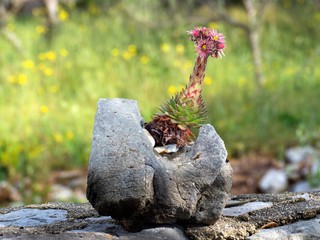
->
xmin=259 ymin=169 xmax=288 ymax=193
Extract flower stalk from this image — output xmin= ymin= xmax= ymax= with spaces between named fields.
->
xmin=145 ymin=27 xmax=226 ymax=148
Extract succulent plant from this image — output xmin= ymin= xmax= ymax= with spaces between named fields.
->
xmin=145 ymin=27 xmax=226 ymax=148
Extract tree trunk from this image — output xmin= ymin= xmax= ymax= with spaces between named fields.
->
xmin=243 ymin=0 xmax=264 ymax=87
xmin=0 ymin=0 xmax=22 ymax=50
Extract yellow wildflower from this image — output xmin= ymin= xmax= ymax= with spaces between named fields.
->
xmin=128 ymin=45 xmax=137 ymax=55
xmin=28 ymin=145 xmax=42 ymax=159
xmin=122 ymin=51 xmax=133 ymax=61
xmin=40 ymin=105 xmax=49 ymax=114
xmin=43 ymin=68 xmax=53 ymax=76
xmin=53 ymin=132 xmax=63 ymax=143
xmin=209 ymin=22 xmax=219 ymax=30
xmin=237 ymin=77 xmax=246 ymax=87
xmin=49 ymin=85 xmax=58 ymax=93
xmin=285 ymin=66 xmax=295 ymax=76
xmin=175 ymin=44 xmax=185 ymax=54
xmin=160 ymin=43 xmax=170 ymax=53
xmin=204 ymin=76 xmax=213 ymax=85
xmin=18 ymin=74 xmax=27 ymax=85
xmin=36 ymin=25 xmax=46 ymax=34
xmin=111 ymin=48 xmax=120 ymax=57
xmin=167 ymin=85 xmax=177 ymax=95
xmin=58 ymin=9 xmax=69 ymax=22
xmin=140 ymin=55 xmax=150 ymax=64
xmin=22 ymin=60 xmax=35 ymax=69
xmin=167 ymin=85 xmax=184 ymax=95
xmin=66 ymin=131 xmax=74 ymax=140
xmin=39 ymin=51 xmax=56 ymax=61
xmin=46 ymin=51 xmax=56 ymax=61
xmin=59 ymin=49 xmax=69 ymax=57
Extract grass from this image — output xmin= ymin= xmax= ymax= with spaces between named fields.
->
xmin=0 ymin=1 xmax=320 ymax=203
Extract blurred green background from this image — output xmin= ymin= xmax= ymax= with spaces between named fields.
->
xmin=0 ymin=0 xmax=319 ymax=204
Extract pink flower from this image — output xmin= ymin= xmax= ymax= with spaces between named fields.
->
xmin=217 ymin=43 xmax=225 ymax=49
xmin=188 ymin=28 xmax=200 ymax=38
xmin=188 ymin=27 xmax=226 ymax=59
xmin=196 ymin=38 xmax=213 ymax=58
xmin=210 ymin=30 xmax=225 ymax=43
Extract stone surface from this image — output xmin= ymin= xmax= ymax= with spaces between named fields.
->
xmin=223 ymin=202 xmax=273 ymax=217
xmin=259 ymin=169 xmax=288 ymax=193
xmin=0 ymin=181 xmax=21 ymax=204
xmin=290 ymin=181 xmax=320 ymax=192
xmin=285 ymin=146 xmax=319 ymax=184
xmin=86 ymin=98 xmax=155 ymax=230
xmin=285 ymin=146 xmax=315 ymax=164
xmin=86 ymin=98 xmax=232 ymax=230
xmin=0 ymin=192 xmax=320 ymax=239
xmin=185 ymin=216 xmax=256 ymax=240
xmin=0 ymin=209 xmax=67 ymax=227
xmin=248 ymin=215 xmax=320 ymax=240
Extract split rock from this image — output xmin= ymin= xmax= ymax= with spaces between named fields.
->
xmin=86 ymin=98 xmax=232 ymax=230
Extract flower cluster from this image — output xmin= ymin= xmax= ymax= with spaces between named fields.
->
xmin=188 ymin=27 xmax=226 ymax=59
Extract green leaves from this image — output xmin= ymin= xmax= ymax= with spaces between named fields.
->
xmin=159 ymin=88 xmax=207 ymax=131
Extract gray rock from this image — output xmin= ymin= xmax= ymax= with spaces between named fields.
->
xmin=125 ymin=225 xmax=189 ymax=240
xmin=0 ymin=181 xmax=21 ymax=203
xmin=290 ymin=181 xmax=320 ymax=192
xmin=285 ymin=146 xmax=315 ymax=164
xmin=223 ymin=202 xmax=273 ymax=217
xmin=259 ymin=169 xmax=288 ymax=193
xmin=248 ymin=215 xmax=320 ymax=240
xmin=0 ymin=232 xmax=115 ymax=240
xmin=86 ymin=98 xmax=232 ymax=230
xmin=0 ymin=209 xmax=67 ymax=227
xmin=1 ymin=192 xmax=320 ymax=240
xmin=285 ymin=146 xmax=320 ymax=183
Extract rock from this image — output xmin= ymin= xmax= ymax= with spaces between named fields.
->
xmin=49 ymin=184 xmax=74 ymax=202
xmin=0 ymin=181 xmax=21 ymax=204
xmin=259 ymin=169 xmax=288 ymax=193
xmin=0 ymin=208 xmax=67 ymax=227
xmin=1 ymin=192 xmax=320 ymax=239
xmin=49 ymin=184 xmax=87 ymax=203
xmin=142 ymin=129 xmax=155 ymax=147
xmin=290 ymin=181 xmax=320 ymax=192
xmin=86 ymin=98 xmax=232 ymax=230
xmin=285 ymin=146 xmax=315 ymax=164
xmin=223 ymin=201 xmax=273 ymax=217
xmin=0 ymin=202 xmax=189 ymax=239
xmin=248 ymin=215 xmax=320 ymax=240
xmin=285 ymin=146 xmax=319 ymax=183
xmin=185 ymin=216 xmax=256 ymax=240
xmin=230 ymin=155 xmax=280 ymax=194
xmin=51 ymin=170 xmax=86 ymax=189
xmin=285 ymin=146 xmax=320 ymax=186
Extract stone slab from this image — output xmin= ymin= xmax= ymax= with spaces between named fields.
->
xmin=0 ymin=191 xmax=319 ymax=239
xmin=223 ymin=202 xmax=273 ymax=217
xmin=248 ymin=215 xmax=320 ymax=240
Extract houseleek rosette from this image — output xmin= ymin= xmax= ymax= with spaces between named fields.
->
xmin=145 ymin=27 xmax=226 ymax=148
